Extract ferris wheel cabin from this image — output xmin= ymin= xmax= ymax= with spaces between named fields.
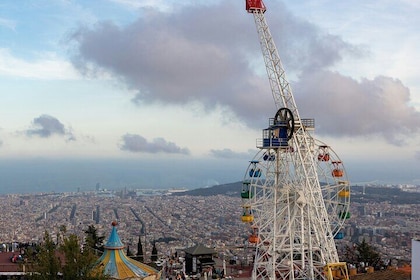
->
xmin=241 ymin=180 xmax=254 ymax=199
xmin=332 ymin=161 xmax=344 ymax=177
xmin=318 ymin=145 xmax=330 ymax=161
xmin=249 ymin=226 xmax=260 ymax=244
xmin=241 ymin=206 xmax=254 ymax=223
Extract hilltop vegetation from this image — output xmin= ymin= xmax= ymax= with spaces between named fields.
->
xmin=172 ymin=181 xmax=242 ymax=197
xmin=176 ymin=182 xmax=420 ymax=204
xmin=351 ymin=185 xmax=420 ymax=204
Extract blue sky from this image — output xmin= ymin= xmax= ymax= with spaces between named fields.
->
xmin=0 ymin=0 xmax=419 ymax=193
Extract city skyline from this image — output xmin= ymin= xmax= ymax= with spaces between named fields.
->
xmin=0 ymin=0 xmax=419 ymax=194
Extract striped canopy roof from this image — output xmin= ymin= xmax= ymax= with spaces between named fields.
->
xmin=95 ymin=222 xmax=161 ymax=280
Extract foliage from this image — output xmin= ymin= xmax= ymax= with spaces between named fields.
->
xmin=84 ymin=225 xmax=105 ymax=253
xmin=343 ymin=239 xmax=383 ymax=270
xmin=350 ymin=185 xmax=420 ymax=204
xmin=25 ymin=227 xmax=110 ymax=280
xmin=151 ymin=242 xmax=158 ymax=262
xmin=137 ymin=235 xmax=144 ymax=262
xmin=356 ymin=239 xmax=382 ymax=268
xmin=126 ymin=245 xmax=133 ymax=256
xmin=26 ymin=231 xmax=61 ymax=280
xmin=60 ymin=234 xmax=109 ymax=280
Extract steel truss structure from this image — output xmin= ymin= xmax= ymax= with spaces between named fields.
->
xmin=241 ymin=1 xmax=351 ymax=279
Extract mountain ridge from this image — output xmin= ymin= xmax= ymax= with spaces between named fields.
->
xmin=172 ymin=181 xmax=242 ymax=197
xmin=174 ymin=183 xmax=420 ymax=204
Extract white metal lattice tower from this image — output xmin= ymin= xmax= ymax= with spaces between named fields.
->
xmin=240 ymin=1 xmax=351 ymax=279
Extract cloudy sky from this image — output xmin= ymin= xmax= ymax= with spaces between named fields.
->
xmin=0 ymin=0 xmax=419 ymax=193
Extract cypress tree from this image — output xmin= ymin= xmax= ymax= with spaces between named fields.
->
xmin=151 ymin=242 xmax=158 ymax=262
xmin=356 ymin=239 xmax=382 ymax=269
xmin=137 ymin=235 xmax=144 ymax=262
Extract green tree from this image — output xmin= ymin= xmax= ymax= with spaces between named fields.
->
xmin=137 ymin=235 xmax=144 ymax=262
xmin=85 ymin=225 xmax=105 ymax=253
xmin=60 ymin=234 xmax=109 ymax=280
xmin=126 ymin=245 xmax=133 ymax=257
xmin=26 ymin=231 xmax=61 ymax=280
xmin=26 ymin=229 xmax=110 ymax=280
xmin=151 ymin=242 xmax=158 ymax=262
xmin=356 ymin=239 xmax=382 ymax=269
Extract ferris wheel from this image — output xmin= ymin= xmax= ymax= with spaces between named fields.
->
xmin=240 ymin=109 xmax=351 ymax=279
xmin=240 ymin=0 xmax=351 ymax=278
xmin=241 ymin=137 xmax=350 ymax=241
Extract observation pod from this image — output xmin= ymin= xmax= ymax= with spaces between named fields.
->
xmin=338 ymin=189 xmax=350 ymax=198
xmin=262 ymin=151 xmax=276 ymax=161
xmin=249 ymin=168 xmax=262 ymax=177
xmin=249 ymin=226 xmax=260 ymax=244
xmin=249 ymin=234 xmax=259 ymax=244
xmin=338 ymin=181 xmax=350 ymax=198
xmin=332 ymin=161 xmax=344 ymax=177
xmin=339 ymin=211 xmax=351 ymax=220
xmin=318 ymin=145 xmax=330 ymax=161
xmin=247 ymin=160 xmax=262 ymax=178
xmin=334 ymin=232 xmax=344 ymax=240
xmin=241 ymin=206 xmax=254 ymax=223
xmin=241 ymin=180 xmax=254 ymax=199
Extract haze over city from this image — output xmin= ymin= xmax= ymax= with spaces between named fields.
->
xmin=0 ymin=0 xmax=419 ymax=194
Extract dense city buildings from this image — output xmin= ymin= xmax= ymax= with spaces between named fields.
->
xmin=0 ymin=183 xmax=418 ymax=273
xmin=0 ymin=189 xmax=249 ymax=264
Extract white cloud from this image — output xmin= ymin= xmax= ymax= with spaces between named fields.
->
xmin=0 ymin=48 xmax=81 ymax=80
xmin=68 ymin=0 xmax=420 ymax=147
xmin=0 ymin=0 xmax=418 ymax=186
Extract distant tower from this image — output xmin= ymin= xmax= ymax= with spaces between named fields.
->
xmin=241 ymin=1 xmax=351 ymax=279
xmin=96 ymin=205 xmax=100 ymax=224
xmin=96 ymin=183 xmax=101 ymax=191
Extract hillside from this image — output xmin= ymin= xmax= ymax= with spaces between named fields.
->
xmin=174 ymin=183 xmax=420 ymax=205
xmin=172 ymin=181 xmax=242 ymax=197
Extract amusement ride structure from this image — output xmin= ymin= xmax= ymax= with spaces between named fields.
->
xmin=240 ymin=1 xmax=351 ymax=279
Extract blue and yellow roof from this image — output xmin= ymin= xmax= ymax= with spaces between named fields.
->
xmin=96 ymin=221 xmax=161 ymax=280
